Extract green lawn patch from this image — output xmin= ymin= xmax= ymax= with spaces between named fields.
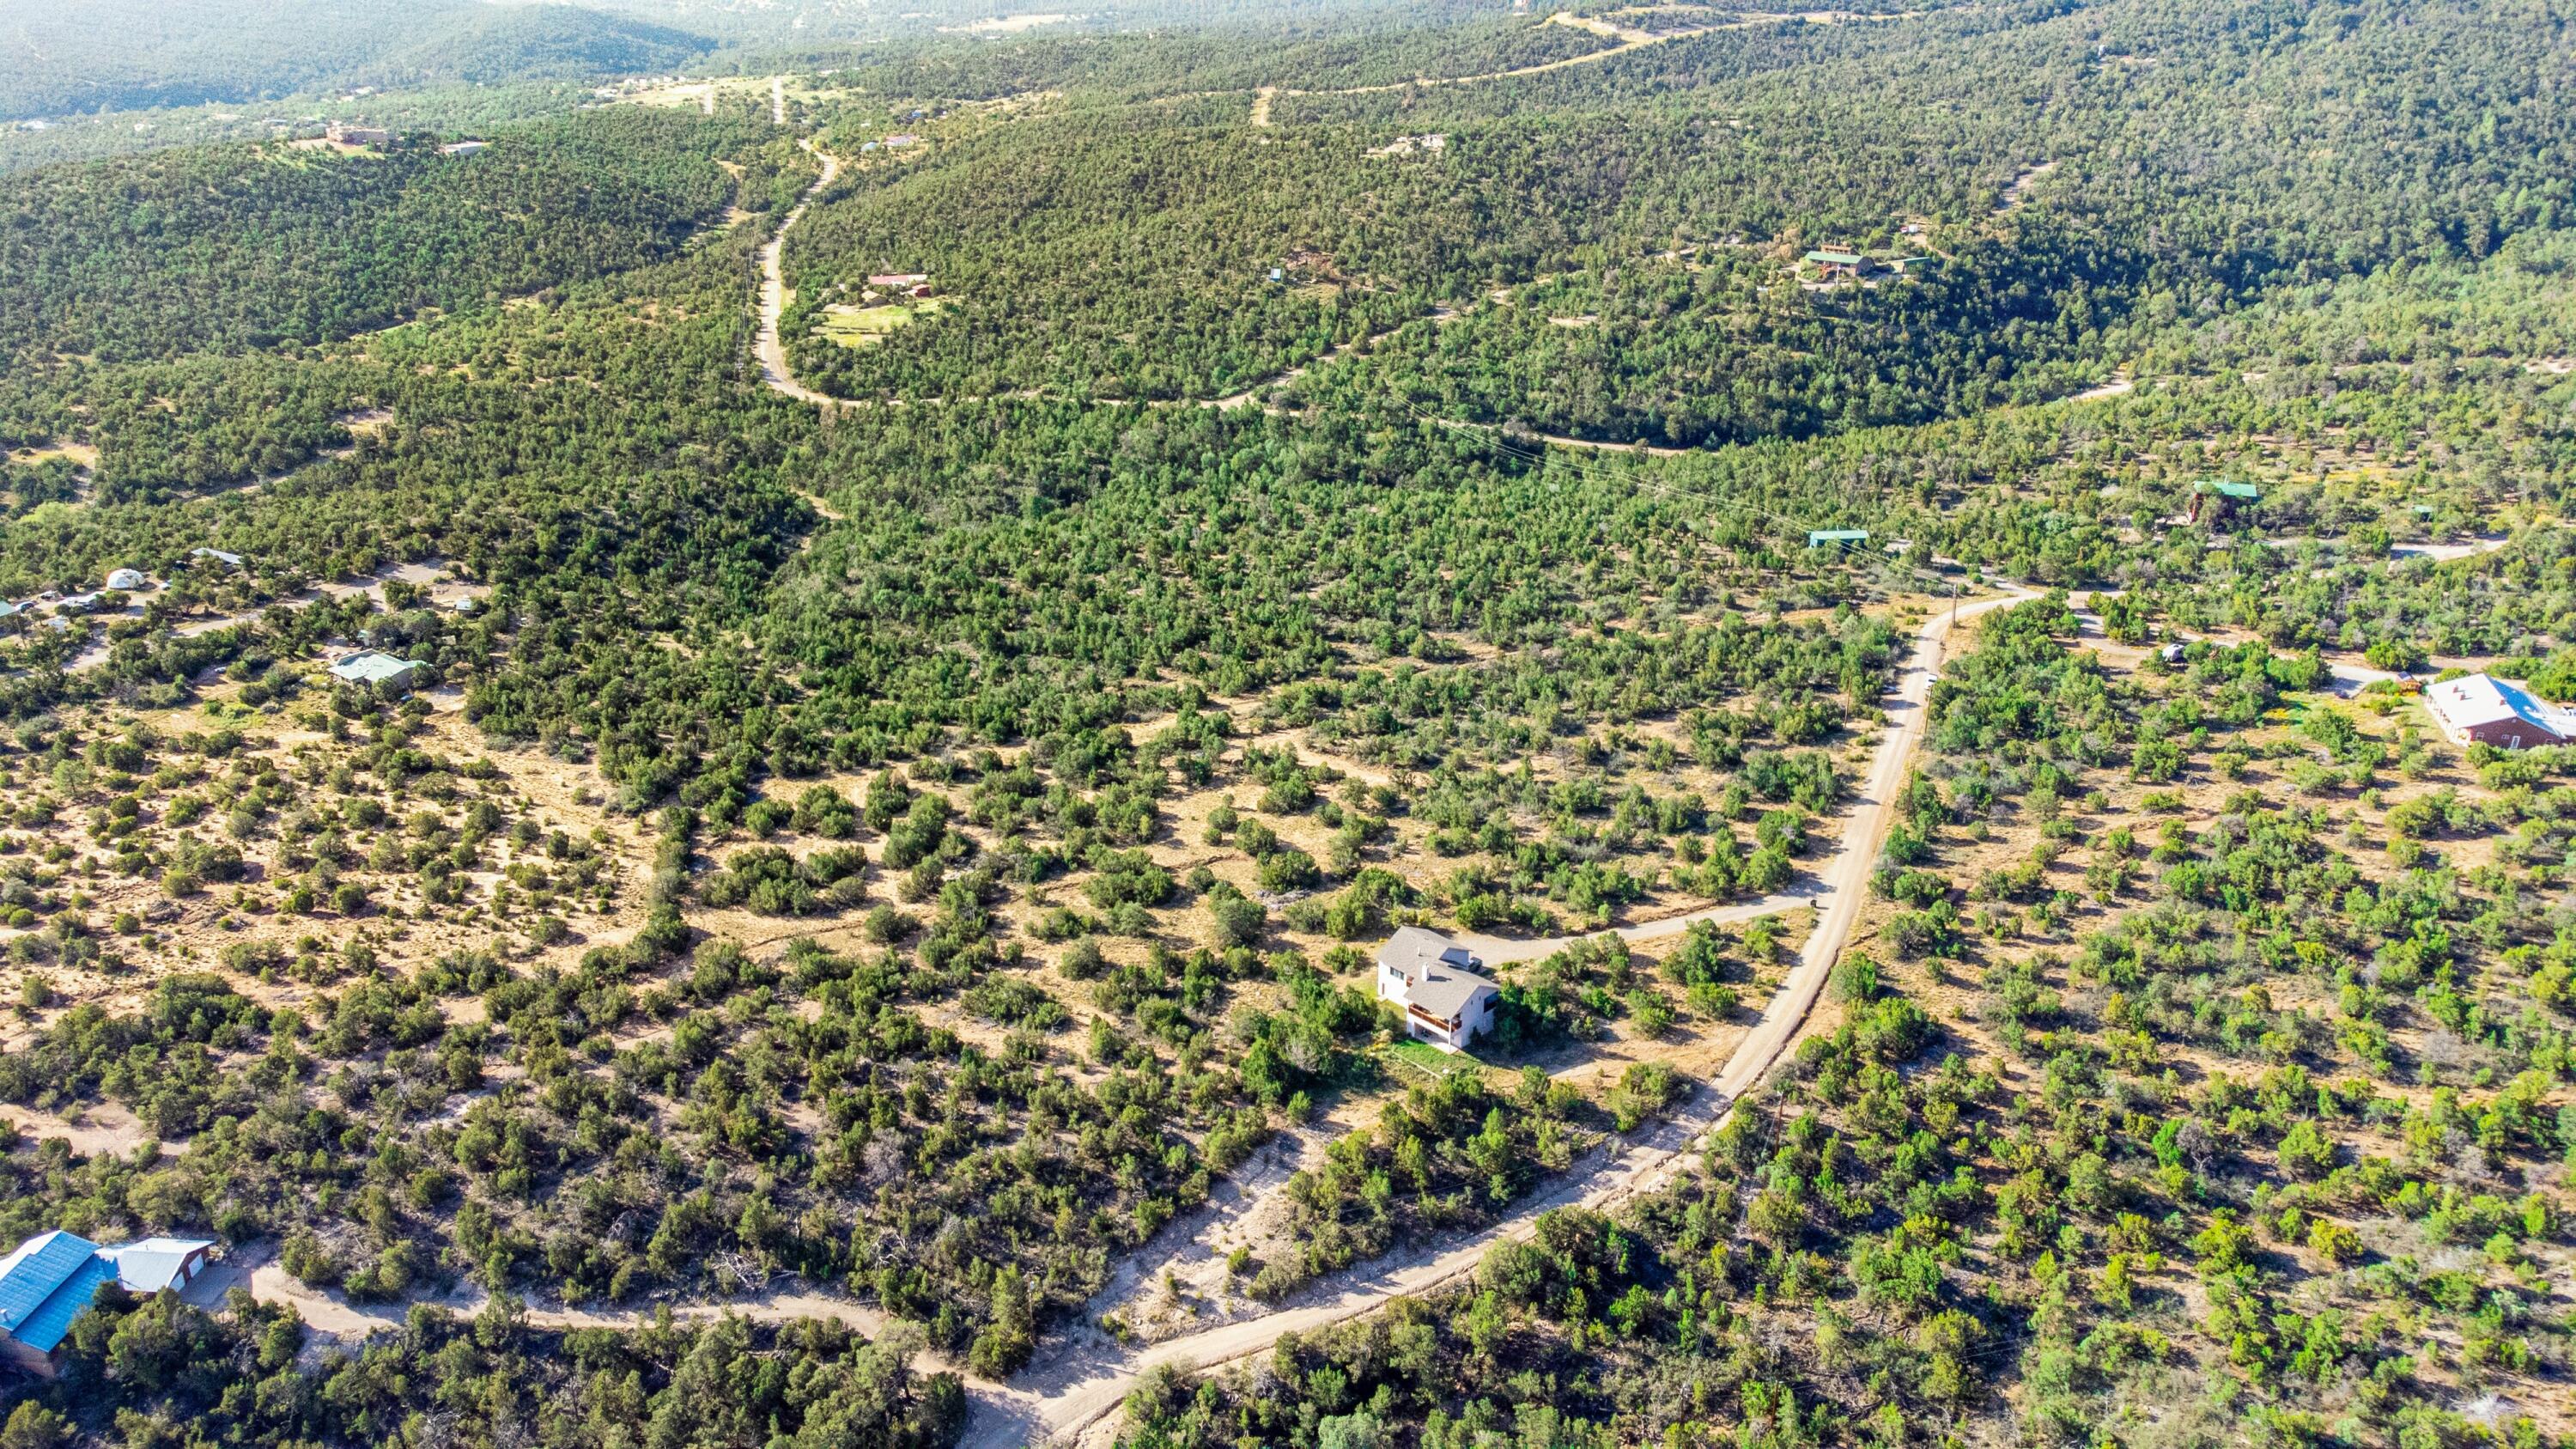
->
xmin=1382 ymin=1037 xmax=1485 ymax=1082
xmin=815 ymin=299 xmax=942 ymax=348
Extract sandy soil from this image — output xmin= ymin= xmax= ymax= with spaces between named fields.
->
xmin=70 ymin=557 xmax=491 ymax=673
xmin=954 ymin=586 xmax=2037 ymax=1449
xmin=193 ymin=1239 xmax=969 ymax=1377
xmin=2069 ymin=368 xmax=2135 ymax=402
xmin=1455 ymin=891 xmax=1818 ymax=965
xmin=0 ymin=1101 xmax=171 ymax=1160
xmin=1076 ymin=1124 xmax=1329 ymax=1345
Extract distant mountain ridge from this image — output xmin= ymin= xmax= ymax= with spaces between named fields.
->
xmin=0 ymin=0 xmax=714 ymax=120
xmin=360 ymin=5 xmax=717 ymax=88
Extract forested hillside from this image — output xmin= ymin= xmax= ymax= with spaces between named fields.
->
xmin=0 ymin=0 xmax=714 ymax=119
xmin=0 ymin=0 xmax=2571 ymax=1446
xmin=0 ymin=108 xmax=756 ymax=363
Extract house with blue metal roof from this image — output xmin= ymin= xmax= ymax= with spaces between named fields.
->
xmin=0 ymin=1230 xmax=215 ymax=1378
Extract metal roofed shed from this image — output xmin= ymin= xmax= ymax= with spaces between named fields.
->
xmin=1808 ymin=529 xmax=1871 ymax=548
xmin=327 ymin=650 xmax=428 ymax=691
xmin=100 ymin=1238 xmax=216 ymax=1294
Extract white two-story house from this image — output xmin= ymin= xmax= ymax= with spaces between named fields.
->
xmin=1376 ymin=926 xmax=1500 ymax=1050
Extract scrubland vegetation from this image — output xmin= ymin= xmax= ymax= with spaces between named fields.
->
xmin=1 ymin=0 xmax=2572 ymax=1443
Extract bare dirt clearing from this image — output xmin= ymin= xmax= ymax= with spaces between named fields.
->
xmin=956 ymin=588 xmax=2035 ymax=1449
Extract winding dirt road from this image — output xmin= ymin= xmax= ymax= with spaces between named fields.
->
xmin=756 ymin=140 xmax=846 ymax=408
xmin=1455 ymin=885 xmax=1820 ymax=966
xmin=1248 ymin=9 xmax=1927 ymax=124
xmin=202 ymin=1241 xmax=939 ymax=1359
xmin=200 ymin=583 xmax=2028 ymax=1443
xmin=955 ymin=584 xmax=2036 ymax=1448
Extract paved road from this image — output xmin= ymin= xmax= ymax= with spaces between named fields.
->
xmin=957 ymin=586 xmax=2037 ymax=1449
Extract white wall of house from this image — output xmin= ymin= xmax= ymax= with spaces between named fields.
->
xmin=1395 ymin=986 xmax=1498 ymax=1050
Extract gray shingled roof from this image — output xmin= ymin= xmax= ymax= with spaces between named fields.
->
xmin=1377 ymin=926 xmax=1495 ymax=1019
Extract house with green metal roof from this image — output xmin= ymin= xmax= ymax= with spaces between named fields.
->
xmin=1802 ymin=248 xmax=1869 ymax=278
xmin=1808 ymin=528 xmax=1871 ymax=549
xmin=2188 ymin=479 xmax=2261 ymax=525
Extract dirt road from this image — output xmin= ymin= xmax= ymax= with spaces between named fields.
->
xmin=180 ymin=583 xmax=2032 ymax=1444
xmin=203 ymin=1239 xmax=982 ymax=1377
xmin=2389 ymin=536 xmax=2511 ymax=563
xmin=756 ymin=140 xmax=846 ymax=408
xmin=1247 ymin=8 xmax=1927 ymax=122
xmin=1999 ymin=159 xmax=2057 ymax=210
xmin=1548 ymin=11 xmax=1659 ymax=44
xmin=956 ymin=585 xmax=2037 ymax=1449
xmin=1455 ymin=886 xmax=1818 ymax=965
xmin=1525 ymin=428 xmax=1697 ymax=456
xmin=2069 ymin=368 xmax=2135 ymax=402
